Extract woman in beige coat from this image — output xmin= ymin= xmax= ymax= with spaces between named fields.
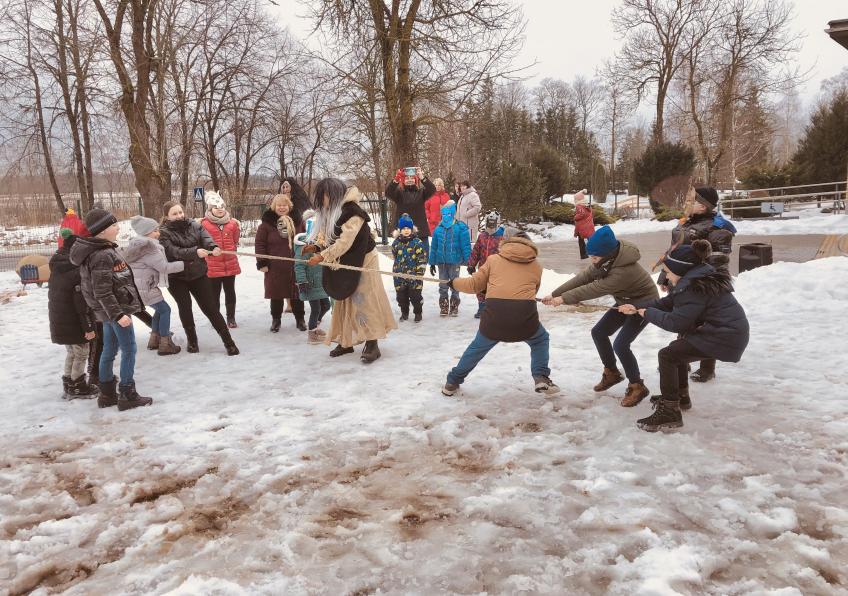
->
xmin=305 ymin=179 xmax=397 ymax=362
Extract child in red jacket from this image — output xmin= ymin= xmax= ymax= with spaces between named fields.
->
xmin=202 ymin=192 xmax=241 ymax=328
xmin=467 ymin=210 xmax=504 ymax=319
xmin=425 ymin=177 xmax=451 ymax=237
xmin=573 ymin=190 xmax=595 ymax=260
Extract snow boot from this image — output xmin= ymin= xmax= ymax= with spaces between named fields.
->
xmin=185 ymin=327 xmax=199 ymax=353
xmin=307 ymin=329 xmax=323 ymax=344
xmin=621 ymin=380 xmax=649 ymax=407
xmin=330 ymin=344 xmax=355 ymax=357
xmin=66 ymin=375 xmax=99 ymax=399
xmin=117 ymin=381 xmax=153 ymax=411
xmin=147 ymin=332 xmax=160 ymax=351
xmin=157 ymin=334 xmax=181 ymax=356
xmin=690 ymin=369 xmax=715 ymax=383
xmin=227 ymin=315 xmax=238 ymax=329
xmin=413 ymin=301 xmax=422 ymax=322
xmin=650 ymin=388 xmax=692 ymax=410
xmin=360 ymin=340 xmax=381 ymax=363
xmin=593 ymin=367 xmax=624 ymax=392
xmin=399 ymin=306 xmax=409 ymax=322
xmin=637 ymin=397 xmax=683 ymax=432
xmin=534 ymin=375 xmax=560 ymax=396
xmin=449 ymin=296 xmax=460 ymax=317
xmin=270 ymin=317 xmax=281 ymax=333
xmin=97 ymin=376 xmax=119 ymax=408
xmin=295 ymin=317 xmax=307 ymax=332
xmin=439 ymin=298 xmax=449 ymax=317
xmin=225 ymin=342 xmax=240 ymax=356
xmin=442 ymin=382 xmax=459 ymax=396
xmin=474 ymin=301 xmax=485 ymax=319
xmin=61 ymin=375 xmax=72 ymax=399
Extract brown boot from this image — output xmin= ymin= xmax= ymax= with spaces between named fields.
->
xmin=147 ymin=332 xmax=160 ymax=351
xmin=593 ymin=367 xmax=624 ymax=392
xmin=157 ymin=333 xmax=181 ymax=355
xmin=621 ymin=380 xmax=649 ymax=407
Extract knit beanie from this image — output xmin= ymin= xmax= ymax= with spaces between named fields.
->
xmin=84 ymin=208 xmax=118 ymax=237
xmin=441 ymin=200 xmax=456 ymax=219
xmin=586 ymin=225 xmax=618 ymax=257
xmin=694 ymin=186 xmax=719 ymax=209
xmin=664 ymin=245 xmax=699 ymax=276
xmin=398 ymin=213 xmax=414 ymax=231
xmin=59 ymin=227 xmax=74 ymax=241
xmin=130 ymin=215 xmax=158 ymax=236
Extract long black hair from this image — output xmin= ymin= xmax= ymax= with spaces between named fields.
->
xmin=279 ymin=177 xmax=312 ymax=225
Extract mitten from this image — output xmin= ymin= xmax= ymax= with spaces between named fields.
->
xmin=467 ymin=266 xmax=475 ymax=275
xmin=430 ymin=265 xmax=437 ymax=277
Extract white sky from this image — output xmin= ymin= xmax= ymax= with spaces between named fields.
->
xmin=270 ymin=0 xmax=848 ymax=106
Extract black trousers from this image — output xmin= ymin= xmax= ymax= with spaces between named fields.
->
xmin=88 ymin=322 xmax=104 ymax=381
xmin=168 ymin=276 xmax=234 ymax=345
xmin=270 ymin=297 xmax=305 ymax=320
xmin=209 ymin=276 xmax=237 ymax=318
xmin=658 ymin=338 xmax=708 ymax=400
xmin=578 ymin=236 xmax=588 ymax=260
xmin=396 ymin=286 xmax=423 ymax=314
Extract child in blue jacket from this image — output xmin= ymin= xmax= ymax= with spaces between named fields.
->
xmin=428 ymin=201 xmax=471 ymax=316
xmin=391 ymin=213 xmax=428 ymax=322
xmin=294 ymin=211 xmax=331 ymax=344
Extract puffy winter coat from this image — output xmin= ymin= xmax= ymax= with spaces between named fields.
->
xmin=255 ymin=209 xmax=303 ymax=300
xmin=201 ymin=217 xmax=241 ymax=277
xmin=159 ymin=219 xmax=218 ymax=281
xmin=552 ymin=240 xmax=658 ymax=306
xmin=453 ymin=236 xmax=543 ymax=342
xmin=386 ymin=179 xmax=436 ymax=237
xmin=391 ymin=232 xmax=427 ymax=291
xmin=638 ymin=264 xmax=749 ymax=362
xmin=671 ymin=212 xmax=735 ymax=255
xmin=456 ymin=187 xmax=482 ymax=239
xmin=70 ymin=236 xmax=142 ymax=322
xmin=123 ymin=236 xmax=185 ymax=306
xmin=573 ymin=204 xmax=595 ymax=239
xmin=468 ymin=228 xmax=504 ymax=268
xmin=293 ymin=233 xmax=329 ymax=302
xmin=425 ymin=190 xmax=451 ymax=234
xmin=48 ymin=238 xmax=95 ymax=345
xmin=429 ymin=220 xmax=471 ymax=266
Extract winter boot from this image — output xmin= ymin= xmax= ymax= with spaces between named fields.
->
xmin=66 ymin=375 xmax=99 ymax=399
xmin=117 ymin=381 xmax=153 ymax=411
xmin=439 ymin=298 xmax=449 ymax=317
xmin=593 ymin=367 xmax=624 ymax=392
xmin=442 ymin=382 xmax=459 ymax=396
xmin=295 ymin=317 xmax=307 ymax=332
xmin=449 ymin=296 xmax=460 ymax=317
xmin=270 ymin=317 xmax=281 ymax=333
xmin=413 ymin=301 xmax=423 ymax=323
xmin=97 ymin=376 xmax=119 ymax=408
xmin=185 ymin=327 xmax=199 ymax=353
xmin=534 ymin=375 xmax=560 ymax=396
xmin=227 ymin=315 xmax=238 ymax=329
xmin=621 ymin=380 xmax=649 ymax=407
xmin=690 ymin=369 xmax=715 ymax=383
xmin=650 ymin=388 xmax=692 ymax=410
xmin=61 ymin=375 xmax=72 ymax=399
xmin=308 ymin=329 xmax=323 ymax=344
xmin=157 ymin=334 xmax=181 ymax=355
xmin=637 ymin=397 xmax=683 ymax=432
xmin=360 ymin=340 xmax=381 ymax=363
xmin=225 ymin=343 xmax=240 ymax=356
xmin=330 ymin=344 xmax=355 ymax=358
xmin=147 ymin=332 xmax=160 ymax=351
xmin=399 ymin=306 xmax=409 ymax=322
xmin=474 ymin=301 xmax=485 ymax=319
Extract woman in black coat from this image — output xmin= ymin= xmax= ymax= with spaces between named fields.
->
xmin=385 ymin=167 xmax=436 ymax=252
xmin=279 ymin=177 xmax=312 ymax=228
xmin=159 ymin=201 xmax=239 ymax=355
xmin=620 ymin=240 xmax=749 ymax=432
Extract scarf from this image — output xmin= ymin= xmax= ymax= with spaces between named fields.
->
xmin=276 ymin=214 xmax=296 ymax=249
xmin=205 ymin=209 xmax=231 ymax=225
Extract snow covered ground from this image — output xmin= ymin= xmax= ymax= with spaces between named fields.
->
xmin=528 ymin=211 xmax=848 ymax=243
xmin=1 ymin=253 xmax=847 ymax=594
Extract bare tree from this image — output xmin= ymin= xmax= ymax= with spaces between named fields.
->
xmin=572 ymin=74 xmax=604 ymax=134
xmin=600 ymin=62 xmax=636 ymax=206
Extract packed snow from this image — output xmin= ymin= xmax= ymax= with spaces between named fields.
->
xmin=528 ymin=211 xmax=848 ymax=243
xmin=1 ymin=252 xmax=847 ymax=594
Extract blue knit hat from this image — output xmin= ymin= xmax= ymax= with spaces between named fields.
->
xmin=586 ymin=225 xmax=618 ymax=257
xmin=664 ymin=245 xmax=698 ymax=276
xmin=441 ymin=200 xmax=456 ymax=219
xmin=397 ymin=213 xmax=414 ymax=231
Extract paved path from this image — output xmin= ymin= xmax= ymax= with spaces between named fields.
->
xmin=536 ymin=232 xmax=827 ymax=276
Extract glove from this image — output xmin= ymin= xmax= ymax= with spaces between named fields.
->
xmin=448 ymin=278 xmax=456 ymax=290
xmin=430 ymin=265 xmax=437 ymax=277
xmin=394 ymin=168 xmax=405 ymax=183
xmin=467 ymin=266 xmax=475 ymax=275
xmin=256 ymin=259 xmax=269 ymax=271
xmin=296 ymin=282 xmax=310 ymax=295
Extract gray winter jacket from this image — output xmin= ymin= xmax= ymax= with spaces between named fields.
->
xmin=70 ymin=236 xmax=143 ymax=322
xmin=123 ymin=236 xmax=185 ymax=306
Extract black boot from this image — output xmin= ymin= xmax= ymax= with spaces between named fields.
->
xmin=61 ymin=375 xmax=72 ymax=399
xmin=439 ymin=298 xmax=449 ymax=317
xmin=399 ymin=306 xmax=409 ymax=322
xmin=67 ymin=375 xmax=99 ymax=399
xmin=413 ymin=302 xmax=422 ymax=323
xmin=270 ymin=318 xmax=281 ymax=333
xmin=449 ymin=296 xmax=460 ymax=317
xmin=295 ymin=317 xmax=307 ymax=332
xmin=226 ymin=304 xmax=237 ymax=328
xmin=185 ymin=327 xmax=199 ymax=353
xmin=361 ymin=340 xmax=381 ymax=363
xmin=97 ymin=376 xmax=119 ymax=408
xmin=650 ymin=388 xmax=692 ymax=411
xmin=637 ymin=397 xmax=683 ymax=432
xmin=118 ymin=381 xmax=153 ymax=411
xmin=690 ymin=369 xmax=715 ymax=383
xmin=330 ymin=344 xmax=355 ymax=357
xmin=226 ymin=343 xmax=240 ymax=356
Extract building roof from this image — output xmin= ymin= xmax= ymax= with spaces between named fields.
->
xmin=826 ymin=19 xmax=848 ymax=50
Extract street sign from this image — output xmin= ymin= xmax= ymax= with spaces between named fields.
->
xmin=193 ymin=187 xmax=205 ymax=202
xmin=760 ymin=201 xmax=784 ymax=214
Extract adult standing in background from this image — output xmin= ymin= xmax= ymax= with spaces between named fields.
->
xmin=386 ymin=166 xmax=436 ymax=252
xmin=279 ymin=177 xmax=312 ymax=228
xmin=457 ymin=181 xmax=482 ymax=242
xmin=425 ymin=177 xmax=451 ymax=236
xmin=573 ymin=190 xmax=595 ymax=260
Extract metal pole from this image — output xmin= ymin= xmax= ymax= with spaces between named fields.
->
xmin=380 ymin=196 xmax=388 ymax=245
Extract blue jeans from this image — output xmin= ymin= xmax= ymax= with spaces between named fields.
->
xmin=437 ymin=264 xmax=460 ymax=300
xmin=591 ymin=308 xmax=649 ymax=383
xmin=448 ymin=325 xmax=551 ymax=386
xmin=308 ymin=298 xmax=331 ymax=330
xmin=150 ymin=300 xmax=172 ymax=337
xmin=100 ymin=320 xmax=137 ymax=386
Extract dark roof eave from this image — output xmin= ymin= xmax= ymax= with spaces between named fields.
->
xmin=826 ymin=19 xmax=848 ymax=50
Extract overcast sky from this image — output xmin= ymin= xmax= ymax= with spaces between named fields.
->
xmin=270 ymin=0 xmax=847 ymax=107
